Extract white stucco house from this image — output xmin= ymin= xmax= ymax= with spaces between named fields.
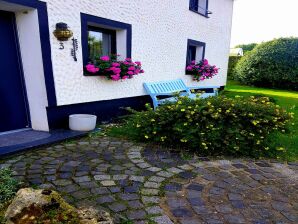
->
xmin=0 ymin=0 xmax=234 ymax=133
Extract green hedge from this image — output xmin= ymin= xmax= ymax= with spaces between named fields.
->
xmin=234 ymin=38 xmax=298 ymax=90
xmin=228 ymin=56 xmax=241 ymax=80
xmin=117 ymin=95 xmax=292 ymax=158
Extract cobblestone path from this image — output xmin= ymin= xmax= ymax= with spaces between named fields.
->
xmin=0 ymin=137 xmax=297 ymax=224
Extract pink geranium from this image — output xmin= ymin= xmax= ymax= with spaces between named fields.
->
xmin=100 ymin=55 xmax=110 ymax=61
xmin=85 ymin=54 xmax=144 ymax=81
xmin=86 ymin=64 xmax=99 ymax=73
xmin=186 ymin=58 xmax=219 ymax=82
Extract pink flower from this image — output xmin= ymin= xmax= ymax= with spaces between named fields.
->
xmin=135 ymin=61 xmax=141 ymax=66
xmin=140 ymin=69 xmax=144 ymax=73
xmin=111 ymin=74 xmax=120 ymax=81
xmin=86 ymin=64 xmax=99 ymax=73
xmin=200 ymin=77 xmax=205 ymax=81
xmin=112 ymin=68 xmax=121 ymax=74
xmin=127 ymin=71 xmax=134 ymax=75
xmin=191 ymin=60 xmax=196 ymax=65
xmin=125 ymin=58 xmax=132 ymax=62
xmin=122 ymin=75 xmax=129 ymax=79
xmin=186 ymin=66 xmax=193 ymax=71
xmin=135 ymin=69 xmax=140 ymax=74
xmin=112 ymin=62 xmax=120 ymax=67
xmin=128 ymin=66 xmax=135 ymax=71
xmin=203 ymin=59 xmax=209 ymax=65
xmin=100 ymin=55 xmax=110 ymax=61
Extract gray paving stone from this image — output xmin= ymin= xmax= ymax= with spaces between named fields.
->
xmin=141 ymin=188 xmax=159 ymax=196
xmin=100 ymin=180 xmax=116 ymax=186
xmin=73 ymin=176 xmax=91 ymax=183
xmin=157 ymin=171 xmax=174 ymax=178
xmin=94 ymin=174 xmax=111 ymax=181
xmin=142 ymin=196 xmax=160 ymax=204
xmin=148 ymin=176 xmax=165 ymax=183
xmin=126 ymin=210 xmax=147 ymax=220
xmin=129 ymin=175 xmax=145 ymax=183
xmin=153 ymin=215 xmax=174 ymax=224
xmin=108 ymin=202 xmax=127 ymax=212
xmin=146 ymin=206 xmax=163 ymax=215
xmin=144 ymin=181 xmax=161 ymax=188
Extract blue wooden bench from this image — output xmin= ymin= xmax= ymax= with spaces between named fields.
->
xmin=144 ymin=79 xmax=219 ymax=109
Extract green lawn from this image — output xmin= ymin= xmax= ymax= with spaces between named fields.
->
xmin=224 ymin=81 xmax=298 ymax=161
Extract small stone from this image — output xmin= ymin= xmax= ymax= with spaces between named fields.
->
xmin=96 ymin=195 xmax=115 ymax=204
xmin=52 ymin=179 xmax=72 ymax=186
xmin=112 ymin=174 xmax=128 ymax=180
xmin=141 ymin=188 xmax=159 ymax=195
xmin=144 ymin=181 xmax=161 ymax=189
xmin=119 ymin=193 xmax=139 ymax=201
xmin=73 ymin=176 xmax=91 ymax=183
xmin=137 ymin=163 xmax=151 ymax=169
xmin=126 ymin=210 xmax=147 ymax=220
xmin=167 ymin=167 xmax=183 ymax=174
xmin=146 ymin=206 xmax=163 ymax=215
xmin=224 ymin=214 xmax=245 ymax=223
xmin=187 ymin=184 xmax=204 ymax=191
xmin=94 ymin=175 xmax=111 ymax=181
xmin=171 ymin=208 xmax=193 ymax=218
xmin=142 ymin=196 xmax=160 ymax=204
xmin=147 ymin=167 xmax=162 ymax=172
xmin=101 ymin=180 xmax=116 ymax=186
xmin=178 ymin=164 xmax=194 ymax=171
xmin=130 ymin=176 xmax=145 ymax=183
xmin=148 ymin=176 xmax=165 ymax=183
xmin=153 ymin=215 xmax=174 ymax=224
xmin=108 ymin=202 xmax=127 ymax=212
xmin=157 ymin=171 xmax=174 ymax=178
xmin=128 ymin=200 xmax=144 ymax=209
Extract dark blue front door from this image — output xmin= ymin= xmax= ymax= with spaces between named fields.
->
xmin=0 ymin=10 xmax=30 ymax=132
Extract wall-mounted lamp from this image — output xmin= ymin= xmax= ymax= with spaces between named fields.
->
xmin=53 ymin=22 xmax=73 ymax=41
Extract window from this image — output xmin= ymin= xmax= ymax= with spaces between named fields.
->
xmin=81 ymin=13 xmax=132 ymax=67
xmin=186 ymin=39 xmax=206 ymax=66
xmin=87 ymin=26 xmax=116 ymax=62
xmin=189 ymin=0 xmax=209 ymax=17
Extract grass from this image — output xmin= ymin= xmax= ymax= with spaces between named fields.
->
xmin=225 ymin=80 xmax=298 ymax=161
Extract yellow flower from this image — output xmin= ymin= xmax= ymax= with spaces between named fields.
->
xmin=180 ymin=139 xmax=188 ymax=143
xmin=145 ymin=135 xmax=149 ymax=139
xmin=276 ymin=147 xmax=285 ymax=151
xmin=136 ymin=124 xmax=141 ymax=128
xmin=201 ymin=142 xmax=207 ymax=146
xmin=184 ymin=123 xmax=188 ymax=126
xmin=248 ymin=113 xmax=253 ymax=117
xmin=252 ymin=120 xmax=258 ymax=126
xmin=191 ymin=111 xmax=195 ymax=115
xmin=153 ymin=131 xmax=157 ymax=134
xmin=207 ymin=102 xmax=211 ymax=106
xmin=181 ymin=109 xmax=185 ymax=112
xmin=235 ymin=95 xmax=241 ymax=98
xmin=264 ymin=147 xmax=269 ymax=151
xmin=178 ymin=101 xmax=182 ymax=104
xmin=151 ymin=119 xmax=155 ymax=122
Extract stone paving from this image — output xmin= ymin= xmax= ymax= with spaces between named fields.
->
xmin=0 ymin=137 xmax=297 ymax=224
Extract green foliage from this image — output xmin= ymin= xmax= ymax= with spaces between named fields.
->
xmin=234 ymin=38 xmax=298 ymax=90
xmin=235 ymin=43 xmax=258 ymax=54
xmin=117 ymin=96 xmax=293 ymax=158
xmin=228 ymin=56 xmax=241 ymax=80
xmin=0 ymin=169 xmax=20 ymax=205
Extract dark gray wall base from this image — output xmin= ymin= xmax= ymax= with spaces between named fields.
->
xmin=47 ymin=95 xmax=151 ymax=129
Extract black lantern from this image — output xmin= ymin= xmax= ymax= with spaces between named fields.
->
xmin=53 ymin=22 xmax=73 ymax=41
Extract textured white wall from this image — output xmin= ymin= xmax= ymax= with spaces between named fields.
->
xmin=43 ymin=0 xmax=234 ymax=106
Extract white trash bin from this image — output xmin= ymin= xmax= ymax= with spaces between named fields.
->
xmin=69 ymin=114 xmax=97 ymax=131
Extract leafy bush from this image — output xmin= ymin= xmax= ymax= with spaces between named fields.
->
xmin=228 ymin=56 xmax=241 ymax=80
xmin=234 ymin=38 xmax=298 ymax=90
xmin=119 ymin=95 xmax=293 ymax=158
xmin=235 ymin=43 xmax=258 ymax=54
xmin=0 ymin=169 xmax=20 ymax=205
